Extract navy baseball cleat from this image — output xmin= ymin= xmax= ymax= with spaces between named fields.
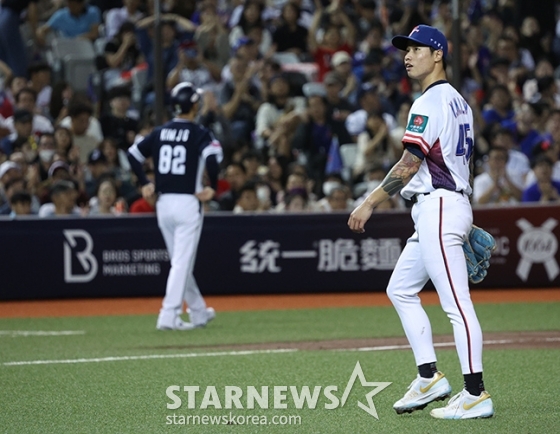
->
xmin=393 ymin=371 xmax=452 ymax=414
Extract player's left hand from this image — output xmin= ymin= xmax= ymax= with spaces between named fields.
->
xmin=196 ymin=186 xmax=215 ymax=202
xmin=141 ymin=183 xmax=155 ymax=201
xmin=348 ymin=202 xmax=374 ymax=233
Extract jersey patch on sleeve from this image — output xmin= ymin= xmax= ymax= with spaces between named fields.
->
xmin=406 ymin=114 xmax=429 ymax=133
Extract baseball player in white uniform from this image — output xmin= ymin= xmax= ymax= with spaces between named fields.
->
xmin=348 ymin=25 xmax=494 ymax=419
xmin=127 ymin=82 xmax=223 ymax=331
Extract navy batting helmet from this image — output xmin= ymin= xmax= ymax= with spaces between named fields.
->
xmin=170 ymin=82 xmax=202 ymax=115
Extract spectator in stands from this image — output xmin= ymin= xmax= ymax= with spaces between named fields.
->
xmin=35 ymin=132 xmax=57 ymax=183
xmin=136 ymin=14 xmax=196 ymax=82
xmin=525 ymin=139 xmax=560 ymax=187
xmin=388 ymin=99 xmax=411 ymax=150
xmin=36 ymin=160 xmax=80 ymax=205
xmin=353 ymin=0 xmax=379 ymax=42
xmin=0 ymin=1 xmax=38 ymax=77
xmin=388 ymin=0 xmax=431 ymax=38
xmin=271 ymin=1 xmax=308 ymax=57
xmin=275 ymin=169 xmax=315 ymax=212
xmin=49 ymin=81 xmax=74 ymax=127
xmin=105 ymin=0 xmax=144 ymax=40
xmin=53 ymin=125 xmax=75 ymax=162
xmin=255 ymin=73 xmax=305 ymax=155
xmin=534 ymin=76 xmax=560 ymax=109
xmin=99 ymin=86 xmax=138 ymax=151
xmin=89 ymin=176 xmax=126 ymax=215
xmin=0 ymin=60 xmax=15 ymax=121
xmin=244 ymin=22 xmax=270 ymax=60
xmin=4 ymin=75 xmax=27 ymax=108
xmin=282 ymin=189 xmax=309 ymax=212
xmin=330 ymin=51 xmax=360 ymax=107
xmin=323 ymin=70 xmax=355 ymax=122
xmin=473 ymin=146 xmax=522 ymax=206
xmin=27 ymin=62 xmax=52 ymax=118
xmin=230 ymin=36 xmax=260 ymax=68
xmin=8 ymin=190 xmax=33 ymax=218
xmin=315 ymin=184 xmax=353 ymax=212
xmin=218 ymin=162 xmax=247 ymax=211
xmin=345 ymin=84 xmax=397 ymax=141
xmin=501 ymin=102 xmax=543 ymax=158
xmin=102 ymin=21 xmax=143 ymax=91
xmin=494 ymin=34 xmax=533 ymax=85
xmin=465 ymin=23 xmax=492 ymax=79
xmin=38 ymin=179 xmax=82 ymax=217
xmin=263 ymin=155 xmax=288 ymax=207
xmin=36 ymin=0 xmax=102 ymax=43
xmin=219 ymin=55 xmax=262 ymax=143
xmin=522 ymin=154 xmax=560 ymax=204
xmin=0 ymin=160 xmax=22 ymax=205
xmin=5 ymin=88 xmax=54 ymax=136
xmin=291 ymin=94 xmax=351 ymax=185
xmin=522 ymin=58 xmax=558 ymax=104
xmin=0 ymin=176 xmax=26 ymax=215
xmin=307 ymin=1 xmax=355 ymax=81
xmin=84 ymin=148 xmax=110 ymax=199
xmin=229 ymin=0 xmax=272 ymax=56
xmin=484 ymin=56 xmax=515 ymax=93
xmin=166 ymin=40 xmax=215 ymax=91
xmin=482 ymin=84 xmax=515 ymax=129
xmin=240 ymin=150 xmax=262 ymax=182
xmin=60 ymin=99 xmax=103 ymax=164
xmin=194 ymin=1 xmax=231 ymax=82
xmin=354 ymin=109 xmax=398 ymax=180
xmin=0 ymin=110 xmax=36 ymax=157
xmin=488 ymin=127 xmax=531 ymax=188
xmin=99 ymin=137 xmax=135 ymax=201
xmin=233 ymin=181 xmax=262 ymax=213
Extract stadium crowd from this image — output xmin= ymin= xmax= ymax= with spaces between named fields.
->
xmin=0 ymin=0 xmax=559 ymax=218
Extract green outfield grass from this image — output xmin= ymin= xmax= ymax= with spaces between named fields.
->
xmin=1 ymin=301 xmax=559 ymax=433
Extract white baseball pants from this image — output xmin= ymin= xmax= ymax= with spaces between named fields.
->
xmin=156 ymin=194 xmax=207 ymax=321
xmin=387 ymin=189 xmax=484 ymax=375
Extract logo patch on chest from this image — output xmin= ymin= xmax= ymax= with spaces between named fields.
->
xmin=406 ymin=114 xmax=429 ymax=133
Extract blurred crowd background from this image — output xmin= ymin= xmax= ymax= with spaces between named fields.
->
xmin=0 ymin=0 xmax=559 ymax=218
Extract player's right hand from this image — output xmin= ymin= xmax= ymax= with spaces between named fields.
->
xmin=348 ymin=202 xmax=374 ymax=233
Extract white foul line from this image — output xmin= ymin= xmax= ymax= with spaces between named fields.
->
xmin=3 ymin=337 xmax=559 ymax=367
xmin=3 ymin=349 xmax=297 ymax=366
xmin=0 ymin=330 xmax=85 ymax=337
xmin=345 ymin=337 xmax=560 ymax=352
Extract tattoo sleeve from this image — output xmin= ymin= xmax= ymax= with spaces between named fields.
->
xmin=381 ymin=151 xmax=422 ymax=196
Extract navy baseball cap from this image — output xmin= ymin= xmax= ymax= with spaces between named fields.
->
xmin=391 ymin=25 xmax=448 ymax=59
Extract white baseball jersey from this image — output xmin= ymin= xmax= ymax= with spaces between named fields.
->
xmin=400 ymin=81 xmax=474 ymax=200
xmin=387 ymin=82 xmax=483 ymax=377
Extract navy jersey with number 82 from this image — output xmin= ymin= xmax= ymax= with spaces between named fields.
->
xmin=128 ymin=119 xmax=222 ymax=195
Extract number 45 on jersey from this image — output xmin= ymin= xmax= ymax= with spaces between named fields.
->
xmin=456 ymin=123 xmax=473 ymax=163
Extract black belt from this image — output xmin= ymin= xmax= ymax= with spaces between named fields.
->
xmin=410 ymin=192 xmax=430 ymax=204
xmin=411 ymin=190 xmax=465 ymax=204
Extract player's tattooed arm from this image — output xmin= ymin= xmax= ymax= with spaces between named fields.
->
xmin=382 ymin=151 xmax=422 ymax=196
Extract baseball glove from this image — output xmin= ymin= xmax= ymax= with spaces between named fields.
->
xmin=462 ymin=225 xmax=496 ymax=284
